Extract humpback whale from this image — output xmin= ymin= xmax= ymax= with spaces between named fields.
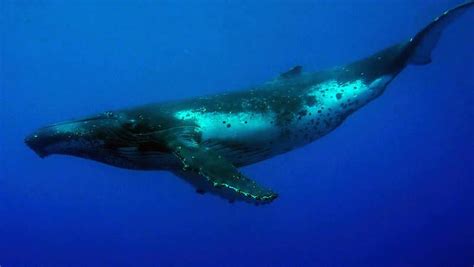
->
xmin=25 ymin=2 xmax=474 ymax=204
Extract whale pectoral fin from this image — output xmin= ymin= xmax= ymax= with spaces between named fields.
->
xmin=172 ymin=144 xmax=278 ymax=204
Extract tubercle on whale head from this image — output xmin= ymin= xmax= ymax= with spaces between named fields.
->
xmin=24 ymin=109 xmax=183 ymax=164
xmin=23 ymin=111 xmax=147 ymax=159
xmin=24 ymin=111 xmax=118 ymax=158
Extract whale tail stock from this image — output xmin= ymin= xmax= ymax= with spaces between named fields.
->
xmin=406 ymin=0 xmax=473 ymax=65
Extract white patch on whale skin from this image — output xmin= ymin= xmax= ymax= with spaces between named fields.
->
xmin=291 ymin=76 xmax=393 ymax=145
xmin=306 ymin=75 xmax=392 ymax=115
xmin=300 ymin=79 xmax=367 ymax=126
xmin=358 ymin=75 xmax=393 ymax=105
xmin=174 ymin=110 xmax=278 ymax=141
xmin=173 ymin=76 xmax=393 ymax=157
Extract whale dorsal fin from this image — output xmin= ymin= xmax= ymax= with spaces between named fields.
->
xmin=279 ymin=65 xmax=303 ymax=79
xmin=171 ymin=143 xmax=278 ymax=205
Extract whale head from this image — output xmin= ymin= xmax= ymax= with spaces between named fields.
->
xmin=24 ymin=109 xmax=178 ymax=169
xmin=24 ymin=112 xmax=129 ymax=159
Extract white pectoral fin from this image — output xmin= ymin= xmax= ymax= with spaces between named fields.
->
xmin=171 ymin=143 xmax=278 ymax=205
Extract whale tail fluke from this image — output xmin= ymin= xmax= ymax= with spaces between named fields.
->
xmin=407 ymin=0 xmax=474 ymax=65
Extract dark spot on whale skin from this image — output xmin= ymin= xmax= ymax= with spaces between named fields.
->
xmin=222 ymin=121 xmax=226 ymax=124
xmin=244 ymin=121 xmax=248 ymax=124
xmin=298 ymin=110 xmax=308 ymax=117
xmin=297 ymin=110 xmax=308 ymax=120
xmin=304 ymin=96 xmax=317 ymax=106
xmin=227 ymin=123 xmax=231 ymax=128
xmin=336 ymin=93 xmax=343 ymax=100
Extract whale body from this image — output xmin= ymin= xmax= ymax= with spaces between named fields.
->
xmin=25 ymin=2 xmax=474 ymax=204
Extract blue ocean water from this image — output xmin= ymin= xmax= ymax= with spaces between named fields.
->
xmin=1 ymin=0 xmax=473 ymax=266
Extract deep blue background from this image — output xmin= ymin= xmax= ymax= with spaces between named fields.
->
xmin=1 ymin=0 xmax=473 ymax=266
